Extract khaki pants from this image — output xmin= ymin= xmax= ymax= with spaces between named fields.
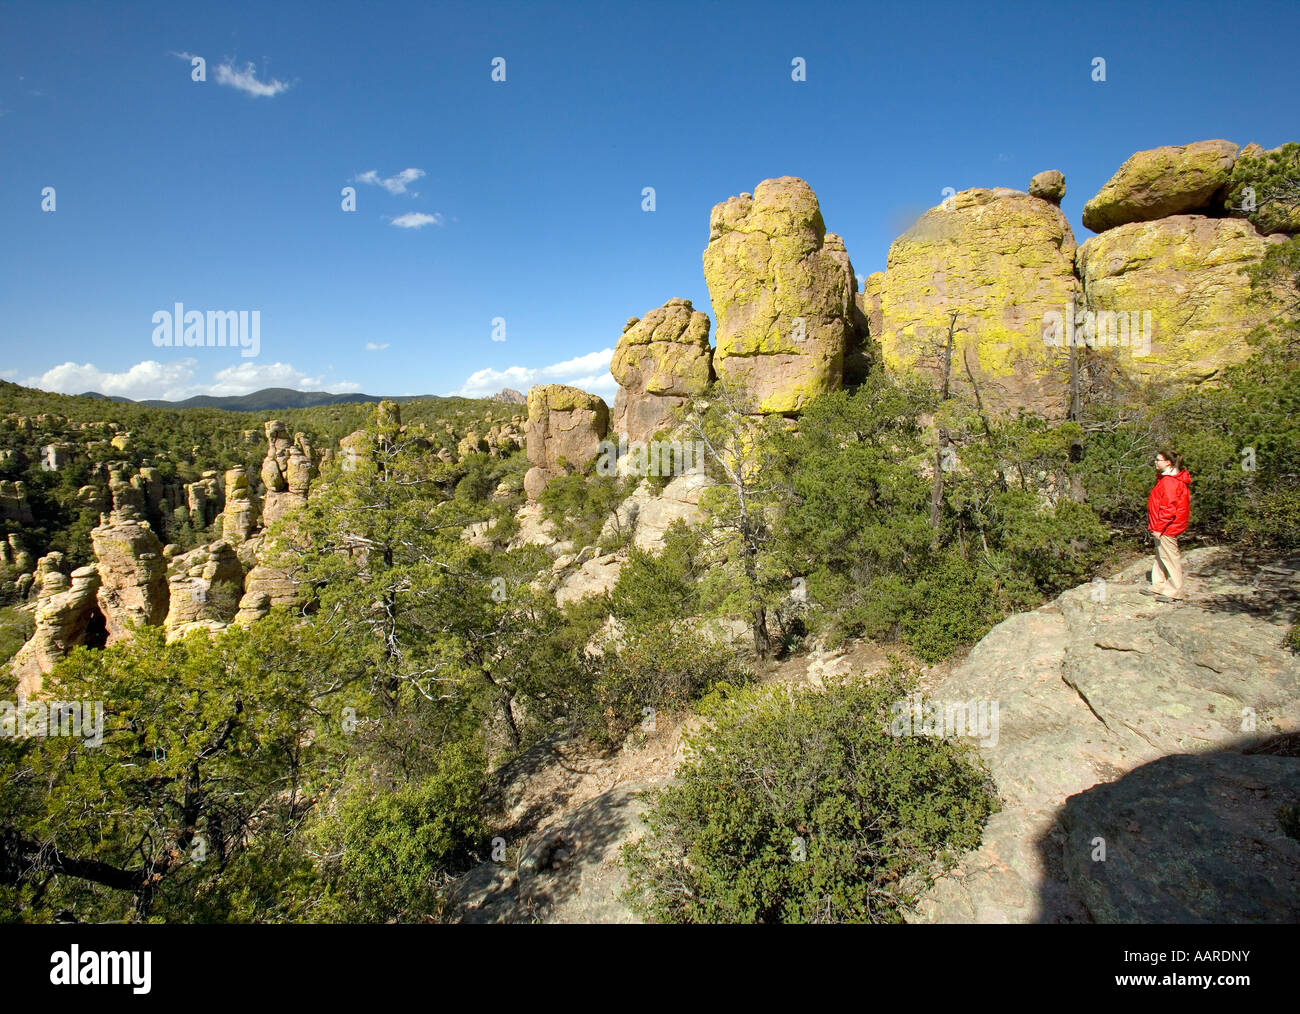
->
xmin=1150 ymin=534 xmax=1183 ymax=598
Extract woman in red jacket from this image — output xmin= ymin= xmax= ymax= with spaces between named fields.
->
xmin=1144 ymin=450 xmax=1192 ymax=601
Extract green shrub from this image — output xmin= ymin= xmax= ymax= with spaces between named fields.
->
xmin=310 ymin=741 xmax=488 ymax=922
xmin=538 ymin=472 xmax=632 ymax=549
xmin=623 ymin=663 xmax=999 ymax=923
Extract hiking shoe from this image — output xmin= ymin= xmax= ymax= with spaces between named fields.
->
xmin=1139 ymin=588 xmax=1157 ymax=597
xmin=1155 ymin=594 xmax=1177 ymax=603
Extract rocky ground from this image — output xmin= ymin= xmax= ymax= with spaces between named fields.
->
xmin=909 ymin=546 xmax=1300 ymax=923
xmin=448 ymin=547 xmax=1300 ymax=924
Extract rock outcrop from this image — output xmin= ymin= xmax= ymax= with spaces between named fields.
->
xmin=1076 ymin=215 xmax=1287 ymax=384
xmin=523 ymin=385 xmax=610 ymax=500
xmin=879 ymin=187 xmax=1079 ymax=417
xmin=610 ymin=298 xmax=713 ymax=442
xmin=186 ymin=471 xmax=224 ymax=529
xmin=11 ymin=562 xmax=103 ymax=697
xmin=219 ymin=467 xmax=257 ymax=547
xmin=163 ymin=540 xmax=245 ymax=641
xmin=1081 ymin=139 xmax=1238 ymax=233
xmin=0 ymin=481 xmax=34 ymax=524
xmin=260 ymin=420 xmax=316 ymax=525
xmin=702 ymin=177 xmax=860 ymax=414
xmin=909 ymin=548 xmax=1300 ymax=923
xmin=90 ymin=510 xmax=168 ymax=644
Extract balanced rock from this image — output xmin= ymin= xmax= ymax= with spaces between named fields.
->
xmin=523 ymin=385 xmax=610 ymax=500
xmin=90 ymin=511 xmax=168 ymax=643
xmin=1082 ymin=140 xmax=1238 ymax=233
xmin=879 ymin=187 xmax=1079 ymax=417
xmin=1076 ymin=215 xmax=1287 ymax=385
xmin=164 ymin=540 xmax=245 ymax=641
xmin=610 ymin=298 xmax=713 ymax=442
xmin=702 ymin=177 xmax=860 ymax=413
xmin=1028 ymin=170 xmax=1066 ymax=204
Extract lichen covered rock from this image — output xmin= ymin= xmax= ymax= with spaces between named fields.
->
xmin=879 ymin=187 xmax=1079 ymax=416
xmin=702 ymin=177 xmax=860 ymax=413
xmin=610 ymin=298 xmax=713 ymax=442
xmin=523 ymin=385 xmax=610 ymax=500
xmin=1028 ymin=170 xmax=1066 ymax=204
xmin=1081 ymin=139 xmax=1238 ymax=233
xmin=1076 ymin=215 xmax=1287 ymax=384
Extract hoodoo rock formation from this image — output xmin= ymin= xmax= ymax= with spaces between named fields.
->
xmin=260 ymin=420 xmax=316 ymax=525
xmin=163 ymin=540 xmax=245 ymax=641
xmin=702 ymin=176 xmax=862 ymax=414
xmin=523 ymin=385 xmax=610 ymax=500
xmin=90 ymin=504 xmax=168 ymax=645
xmin=878 ymin=186 xmax=1080 ymax=417
xmin=610 ymin=298 xmax=713 ymax=443
xmin=11 ymin=559 xmax=103 ymax=697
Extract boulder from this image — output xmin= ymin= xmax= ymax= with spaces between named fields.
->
xmin=91 ymin=511 xmax=167 ymax=643
xmin=556 ymin=554 xmax=623 ymax=607
xmin=1028 ymin=170 xmax=1066 ymax=204
xmin=610 ymin=298 xmax=713 ymax=442
xmin=1081 ymin=139 xmax=1238 ymax=233
xmin=523 ymin=385 xmax=610 ymax=500
xmin=702 ymin=177 xmax=860 ymax=413
xmin=1076 ymin=215 xmax=1288 ymax=385
xmin=879 ymin=187 xmax=1079 ymax=417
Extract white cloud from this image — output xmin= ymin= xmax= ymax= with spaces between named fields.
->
xmin=207 ymin=361 xmax=360 ymax=396
xmin=390 ymin=212 xmax=443 ymax=229
xmin=364 ymin=342 xmax=389 ymax=351
xmin=213 ymin=60 xmax=293 ymax=98
xmin=449 ymin=348 xmax=616 ymax=399
xmin=539 ymin=349 xmax=613 ymax=378
xmin=355 ymin=168 xmax=425 ymax=195
xmin=25 ymin=360 xmax=200 ymax=401
xmin=23 ymin=360 xmax=358 ymax=402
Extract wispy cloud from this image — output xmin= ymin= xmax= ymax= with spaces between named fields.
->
xmin=355 ymin=168 xmax=425 ymax=195
xmin=214 ymin=60 xmax=293 ymax=97
xmin=364 ymin=342 xmax=389 ymax=351
xmin=449 ymin=349 xmax=616 ymax=399
xmin=390 ymin=212 xmax=443 ymax=229
xmin=170 ymin=51 xmax=294 ymax=96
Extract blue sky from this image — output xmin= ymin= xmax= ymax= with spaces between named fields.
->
xmin=2 ymin=0 xmax=1297 ymax=403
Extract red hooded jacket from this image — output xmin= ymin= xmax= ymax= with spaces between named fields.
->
xmin=1147 ymin=469 xmax=1191 ymax=537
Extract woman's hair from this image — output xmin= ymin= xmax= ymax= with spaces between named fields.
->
xmin=1157 ymin=449 xmax=1185 ymax=472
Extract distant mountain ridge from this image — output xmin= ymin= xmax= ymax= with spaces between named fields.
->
xmin=76 ymin=387 xmax=453 ymax=411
